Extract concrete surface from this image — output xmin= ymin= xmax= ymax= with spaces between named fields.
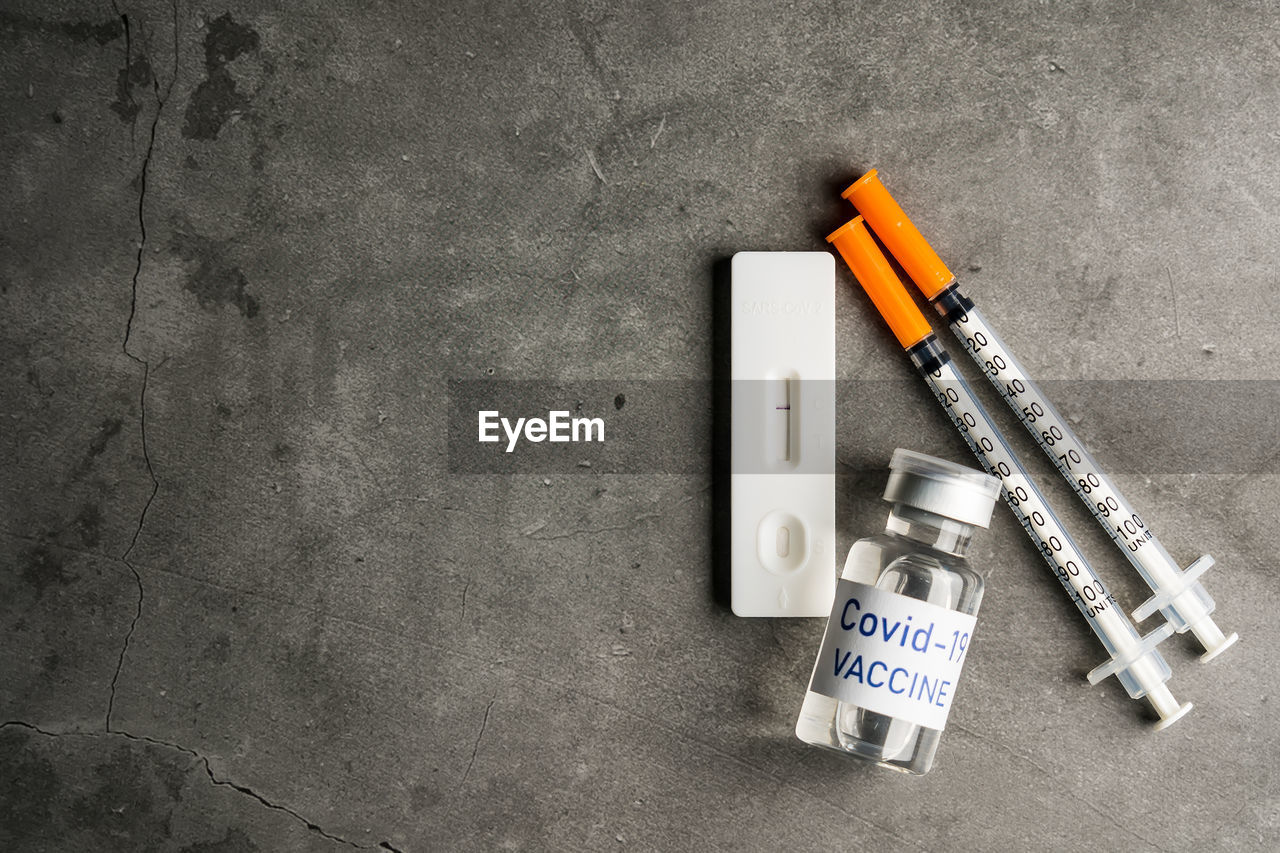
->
xmin=2 ymin=1 xmax=1278 ymax=850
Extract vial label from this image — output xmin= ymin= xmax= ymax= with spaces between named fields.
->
xmin=808 ymin=579 xmax=977 ymax=731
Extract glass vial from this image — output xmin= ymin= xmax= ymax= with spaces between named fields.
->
xmin=795 ymin=449 xmax=1001 ymax=774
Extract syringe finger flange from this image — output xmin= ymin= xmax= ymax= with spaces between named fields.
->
xmin=1083 ymin=621 xmax=1192 ymax=728
xmin=1132 ymin=555 xmax=1215 ymax=621
xmin=1086 ymin=621 xmax=1175 ymax=687
xmin=1130 ymin=555 xmax=1238 ymax=661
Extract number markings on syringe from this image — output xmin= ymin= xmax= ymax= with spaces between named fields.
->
xmin=933 ymin=295 xmax=1233 ymax=658
xmin=951 ymin=309 xmax=1166 ymax=566
xmin=922 ymin=358 xmax=1122 ymax=627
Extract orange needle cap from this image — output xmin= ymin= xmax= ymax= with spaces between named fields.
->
xmin=827 ymin=217 xmax=933 ymax=349
xmin=843 ymin=169 xmax=955 ymax=300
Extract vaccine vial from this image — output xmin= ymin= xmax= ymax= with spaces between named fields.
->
xmin=795 ymin=449 xmax=1001 ymax=774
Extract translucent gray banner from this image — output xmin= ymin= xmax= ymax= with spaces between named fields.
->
xmin=446 ymin=380 xmax=1280 ymax=475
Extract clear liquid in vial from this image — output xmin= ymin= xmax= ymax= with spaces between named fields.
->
xmin=795 ymin=530 xmax=983 ymax=775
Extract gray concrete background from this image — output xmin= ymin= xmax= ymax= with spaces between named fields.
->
xmin=2 ymin=1 xmax=1277 ymax=850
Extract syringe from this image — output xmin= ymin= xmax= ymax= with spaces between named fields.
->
xmin=828 ymin=216 xmax=1191 ymax=729
xmin=844 ymin=170 xmax=1237 ymax=660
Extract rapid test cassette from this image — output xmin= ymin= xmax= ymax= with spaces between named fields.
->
xmin=730 ymin=252 xmax=837 ymax=617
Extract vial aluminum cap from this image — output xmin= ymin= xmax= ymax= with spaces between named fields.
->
xmin=883 ymin=449 xmax=1002 ymax=528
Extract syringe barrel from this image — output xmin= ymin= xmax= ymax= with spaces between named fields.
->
xmin=931 ymin=288 xmax=1221 ymax=632
xmin=906 ymin=338 xmax=1167 ymax=689
xmin=825 ymin=211 xmax=1185 ymax=717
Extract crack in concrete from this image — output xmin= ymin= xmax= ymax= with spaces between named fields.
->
xmin=109 ymin=2 xmax=139 ymax=144
xmin=67 ymin=13 xmax=406 ymax=850
xmin=525 ymin=512 xmax=662 ymax=541
xmin=457 ymin=692 xmax=496 ymax=792
xmin=105 ymin=0 xmax=179 ymax=735
xmin=522 ymin=485 xmax=710 ymax=543
xmin=0 ymin=721 xmax=405 ymax=852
